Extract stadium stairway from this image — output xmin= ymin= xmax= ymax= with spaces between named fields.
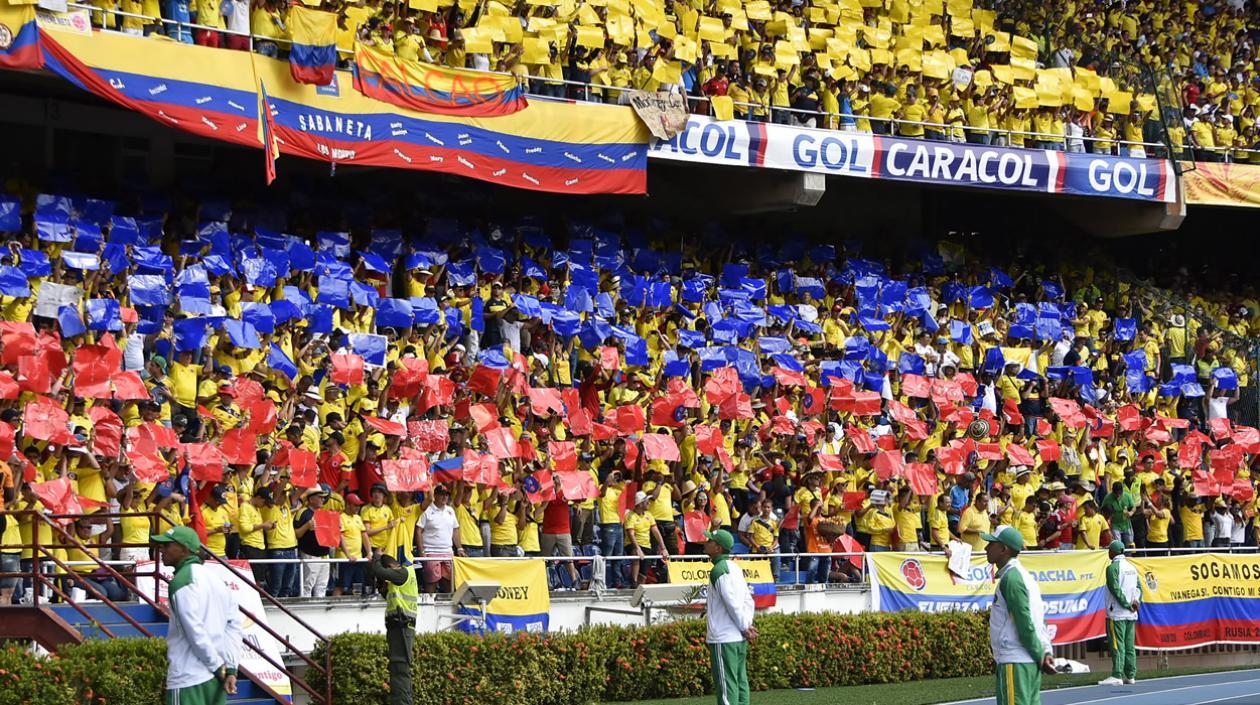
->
xmin=0 ymin=512 xmax=333 ymax=705
xmin=10 ymin=601 xmax=282 ymax=705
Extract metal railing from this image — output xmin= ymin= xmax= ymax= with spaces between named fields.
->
xmin=84 ymin=544 xmax=1258 ymax=599
xmin=54 ymin=5 xmax=1260 ymax=162
xmin=0 ymin=510 xmax=334 ymax=705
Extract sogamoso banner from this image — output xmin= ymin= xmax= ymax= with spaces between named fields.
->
xmin=452 ymin=557 xmax=550 ymax=634
xmin=868 ymin=551 xmax=1109 ymax=644
xmin=1130 ymin=554 xmax=1260 ymax=649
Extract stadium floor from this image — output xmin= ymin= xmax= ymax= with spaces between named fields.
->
xmin=941 ymin=669 xmax=1260 ymax=705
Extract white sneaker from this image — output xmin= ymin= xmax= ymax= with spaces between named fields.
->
xmin=1124 ymin=679 xmax=1137 ymax=685
xmin=1098 ymin=677 xmax=1124 ymax=686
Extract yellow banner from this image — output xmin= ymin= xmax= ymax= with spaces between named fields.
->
xmin=667 ymin=557 xmax=774 ymax=584
xmin=1182 ymin=161 xmax=1260 ymax=208
xmin=868 ymin=551 xmax=1108 ymax=643
xmin=1129 ymin=554 xmax=1260 ymax=649
xmin=452 ymin=557 xmax=550 ymax=632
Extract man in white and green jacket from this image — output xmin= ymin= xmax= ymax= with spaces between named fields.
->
xmin=152 ymin=526 xmax=243 ymax=705
xmin=983 ymin=525 xmax=1057 ymax=705
xmin=1099 ymin=540 xmax=1141 ymax=686
xmin=703 ymin=529 xmax=757 ymax=705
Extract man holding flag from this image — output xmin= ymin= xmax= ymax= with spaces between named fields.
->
xmin=1099 ymin=540 xmax=1141 ymax=686
xmin=704 ymin=529 xmax=756 ymax=705
xmin=983 ymin=525 xmax=1056 ymax=705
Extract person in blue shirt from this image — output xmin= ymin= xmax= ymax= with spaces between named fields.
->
xmin=162 ymin=0 xmax=193 ymax=43
xmin=949 ymin=472 xmax=974 ymax=538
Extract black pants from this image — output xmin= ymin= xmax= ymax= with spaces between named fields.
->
xmin=385 ymin=613 xmax=415 ymax=705
xmin=242 ymin=545 xmax=268 ymax=590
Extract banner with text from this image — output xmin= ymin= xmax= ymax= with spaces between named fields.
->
xmin=31 ymin=30 xmax=647 ymax=194
xmin=868 ymin=551 xmax=1109 ymax=644
xmin=649 ymin=116 xmax=1175 ymax=202
xmin=667 ymin=558 xmax=777 ymax=608
xmin=1129 ymin=554 xmax=1260 ymax=649
xmin=452 ymin=557 xmax=550 ymax=634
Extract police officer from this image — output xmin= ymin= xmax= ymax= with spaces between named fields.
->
xmin=367 ymin=553 xmax=419 ymax=705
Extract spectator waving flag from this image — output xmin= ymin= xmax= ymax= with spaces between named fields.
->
xmin=287 ymin=7 xmax=338 ymax=86
xmin=0 ymin=4 xmax=41 ymax=71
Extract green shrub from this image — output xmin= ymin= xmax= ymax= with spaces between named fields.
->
xmin=59 ymin=638 xmax=168 ymax=705
xmin=0 ymin=645 xmax=72 ymax=705
xmin=0 ymin=610 xmax=991 ymax=705
xmin=317 ymin=610 xmax=992 ymax=705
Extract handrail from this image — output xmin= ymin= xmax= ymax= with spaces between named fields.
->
xmin=27 ymin=512 xmax=164 ymax=638
xmin=55 ymin=9 xmax=1260 ymax=160
xmin=195 ymin=548 xmax=333 ymax=705
xmin=4 ymin=509 xmax=334 ymax=705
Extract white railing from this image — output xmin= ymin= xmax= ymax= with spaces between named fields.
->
xmin=55 ymin=5 xmax=1256 ymax=162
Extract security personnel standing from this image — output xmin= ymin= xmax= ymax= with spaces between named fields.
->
xmin=367 ymin=553 xmax=419 ymax=705
xmin=1099 ymin=540 xmax=1141 ymax=686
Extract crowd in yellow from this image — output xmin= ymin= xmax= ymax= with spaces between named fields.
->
xmin=0 ymin=186 xmax=1255 ymax=605
xmin=73 ymin=0 xmax=1260 ymax=159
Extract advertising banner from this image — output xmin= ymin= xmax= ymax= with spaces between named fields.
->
xmin=1182 ymin=161 xmax=1260 ymax=208
xmin=1129 ymin=554 xmax=1260 ymax=649
xmin=651 ymin=116 xmax=1175 ymax=203
xmin=874 ymin=137 xmax=1058 ymax=194
xmin=868 ymin=550 xmax=1109 ymax=644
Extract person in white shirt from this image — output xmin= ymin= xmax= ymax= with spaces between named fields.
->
xmin=1209 ymin=502 xmax=1235 ymax=548
xmin=704 ymin=529 xmax=756 ymax=705
xmin=416 ymin=484 xmax=463 ymax=593
xmin=152 ymin=526 xmax=243 ymax=704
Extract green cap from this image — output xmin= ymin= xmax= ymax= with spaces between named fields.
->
xmin=1108 ymin=540 xmax=1126 ymax=554
xmin=980 ymin=525 xmax=1024 ymax=554
xmin=151 ymin=526 xmax=202 ymax=553
xmin=704 ymin=529 xmax=734 ymax=552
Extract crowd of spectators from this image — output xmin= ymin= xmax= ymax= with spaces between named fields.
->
xmin=0 ymin=181 xmax=1256 ymax=606
xmin=73 ymin=0 xmax=1260 ymax=160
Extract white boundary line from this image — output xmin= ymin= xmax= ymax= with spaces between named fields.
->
xmin=932 ymin=669 xmax=1260 ymax=705
xmin=1186 ymin=691 xmax=1260 ymax=705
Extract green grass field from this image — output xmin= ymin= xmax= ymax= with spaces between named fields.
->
xmin=611 ymin=665 xmax=1258 ymax=705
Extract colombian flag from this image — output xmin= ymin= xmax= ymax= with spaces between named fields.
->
xmin=258 ymin=79 xmax=279 ymax=184
xmin=0 ymin=3 xmax=41 ymax=70
xmin=288 ymin=6 xmax=337 ymax=86
xmin=742 ymin=559 xmax=778 ymax=608
xmin=453 ymin=558 xmax=550 ymax=634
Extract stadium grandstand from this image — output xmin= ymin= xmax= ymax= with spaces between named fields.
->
xmin=0 ymin=0 xmax=1258 ymax=703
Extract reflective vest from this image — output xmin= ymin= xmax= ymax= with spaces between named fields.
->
xmin=384 ymin=566 xmax=419 ymax=618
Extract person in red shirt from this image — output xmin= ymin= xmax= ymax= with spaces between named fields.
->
xmin=355 ymin=440 xmax=385 ymax=502
xmin=702 ymin=63 xmax=730 ymax=115
xmin=541 ymin=497 xmax=579 ymax=588
xmin=318 ymin=431 xmax=353 ymax=495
